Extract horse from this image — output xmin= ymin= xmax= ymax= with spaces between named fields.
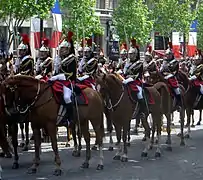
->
xmin=148 ymin=70 xmax=186 ymax=147
xmin=96 ymin=73 xmax=162 ymax=159
xmin=1 ymin=75 xmax=105 ymax=175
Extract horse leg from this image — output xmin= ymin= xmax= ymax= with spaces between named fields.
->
xmin=153 ymin=113 xmax=162 ymax=157
xmin=165 ymin=113 xmax=172 ymax=151
xmin=11 ymin=123 xmax=19 ymax=169
xmin=65 ymin=127 xmax=71 ymax=147
xmin=0 ymin=165 xmax=2 ymax=180
xmin=191 ymin=110 xmax=195 ymax=127
xmin=71 ymin=124 xmax=80 ymax=157
xmin=19 ymin=123 xmax=25 ymax=147
xmin=141 ymin=116 xmax=151 ymax=158
xmin=180 ymin=108 xmax=186 ymax=145
xmin=22 ymin=122 xmax=29 ymax=151
xmin=113 ymin=124 xmax=122 ymax=160
xmin=197 ymin=110 xmax=202 ymax=125
xmin=184 ymin=108 xmax=191 ymax=139
xmin=149 ymin=119 xmax=156 ymax=150
xmin=120 ymin=125 xmax=128 ymax=162
xmin=80 ymin=120 xmax=91 ymax=169
xmin=27 ymin=128 xmax=41 ymax=174
xmin=105 ymin=109 xmax=114 ymax=151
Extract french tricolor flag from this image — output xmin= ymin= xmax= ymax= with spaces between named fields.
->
xmin=50 ymin=0 xmax=62 ymax=48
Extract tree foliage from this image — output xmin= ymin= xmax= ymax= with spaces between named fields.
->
xmin=113 ymin=0 xmax=153 ymax=46
xmin=60 ymin=0 xmax=103 ymax=40
xmin=197 ymin=2 xmax=203 ymax=49
xmin=0 ymin=0 xmax=54 ymax=48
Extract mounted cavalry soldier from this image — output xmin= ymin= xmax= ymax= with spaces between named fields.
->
xmin=15 ymin=34 xmax=34 ymax=76
xmin=78 ymin=38 xmax=94 ymax=75
xmin=49 ymin=31 xmax=76 ymax=124
xmin=160 ymin=45 xmax=182 ymax=107
xmin=122 ymin=46 xmax=147 ymax=118
xmin=35 ymin=38 xmax=53 ymax=81
xmin=189 ymin=51 xmax=203 ymax=106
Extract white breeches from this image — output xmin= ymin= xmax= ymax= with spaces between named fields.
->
xmin=174 ymin=87 xmax=180 ymax=95
xmin=63 ymin=86 xmax=72 ymax=104
xmin=136 ymin=85 xmax=143 ymax=99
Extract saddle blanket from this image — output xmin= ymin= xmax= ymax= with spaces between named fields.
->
xmin=51 ymin=80 xmax=88 ymax=105
xmin=125 ymin=81 xmax=155 ymax=105
xmin=77 ymin=75 xmax=96 ymax=90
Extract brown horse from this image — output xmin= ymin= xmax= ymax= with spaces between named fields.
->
xmin=1 ymin=75 xmax=104 ymax=175
xmin=96 ymin=73 xmax=162 ymax=159
xmin=148 ymin=70 xmax=187 ymax=143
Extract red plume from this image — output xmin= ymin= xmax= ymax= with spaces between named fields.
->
xmin=21 ymin=34 xmax=30 ymax=44
xmin=168 ymin=42 xmax=173 ymax=49
xmin=120 ymin=42 xmax=127 ymax=50
xmin=67 ymin=31 xmax=74 ymax=42
xmin=86 ymin=38 xmax=92 ymax=47
xmin=147 ymin=45 xmax=152 ymax=53
xmin=42 ymin=38 xmax=49 ymax=47
xmin=131 ymin=39 xmax=137 ymax=48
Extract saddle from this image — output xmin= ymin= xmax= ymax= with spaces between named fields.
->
xmin=51 ymin=80 xmax=88 ymax=105
xmin=125 ymin=81 xmax=155 ymax=105
xmin=77 ymin=76 xmax=96 ymax=90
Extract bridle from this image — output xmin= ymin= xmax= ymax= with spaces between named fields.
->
xmin=3 ymin=81 xmax=53 ymax=116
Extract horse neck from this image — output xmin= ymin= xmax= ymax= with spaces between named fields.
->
xmin=106 ymin=76 xmax=124 ymax=103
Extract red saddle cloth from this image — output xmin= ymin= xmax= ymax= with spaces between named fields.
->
xmin=192 ymin=79 xmax=203 ymax=87
xmin=51 ymin=80 xmax=88 ymax=105
xmin=78 ymin=77 xmax=95 ymax=89
xmin=126 ymin=80 xmax=155 ymax=105
xmin=40 ymin=76 xmax=49 ymax=82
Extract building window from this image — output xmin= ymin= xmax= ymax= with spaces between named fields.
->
xmin=154 ymin=35 xmax=169 ymax=50
xmin=109 ymin=0 xmax=113 ymax=9
xmin=100 ymin=0 xmax=105 ymax=9
xmin=96 ymin=0 xmax=100 ymax=8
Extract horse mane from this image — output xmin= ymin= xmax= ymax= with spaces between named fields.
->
xmin=7 ymin=75 xmax=39 ymax=86
xmin=105 ymin=73 xmax=122 ymax=87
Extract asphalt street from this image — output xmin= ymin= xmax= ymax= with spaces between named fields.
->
xmin=1 ymin=111 xmax=203 ymax=180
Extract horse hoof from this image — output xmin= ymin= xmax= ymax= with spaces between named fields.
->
xmin=113 ymin=155 xmax=121 ymax=160
xmin=19 ymin=142 xmax=25 ymax=148
xmin=12 ymin=162 xmax=19 ymax=169
xmin=196 ymin=121 xmax=201 ymax=126
xmin=91 ymin=145 xmax=98 ymax=151
xmin=127 ymin=142 xmax=131 ymax=147
xmin=22 ymin=146 xmax=29 ymax=151
xmin=191 ymin=124 xmax=195 ymax=128
xmin=180 ymin=141 xmax=185 ymax=146
xmin=53 ymin=169 xmax=62 ymax=176
xmin=121 ymin=157 xmax=128 ymax=162
xmin=30 ymin=135 xmax=34 ymax=141
xmin=184 ymin=134 xmax=190 ymax=139
xmin=108 ymin=147 xmax=114 ymax=151
xmin=166 ymin=146 xmax=172 ymax=151
xmin=81 ymin=162 xmax=89 ymax=169
xmin=27 ymin=167 xmax=37 ymax=174
xmin=155 ymin=152 xmax=161 ymax=158
xmin=141 ymin=152 xmax=148 ymax=157
xmin=96 ymin=164 xmax=104 ymax=170
xmin=142 ymin=137 xmax=146 ymax=141
xmin=185 ymin=124 xmax=189 ymax=128
xmin=115 ymin=142 xmax=119 ymax=146
xmin=72 ymin=150 xmax=80 ymax=157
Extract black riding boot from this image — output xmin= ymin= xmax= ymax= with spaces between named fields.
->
xmin=138 ymin=99 xmax=147 ymax=119
xmin=175 ymin=94 xmax=182 ymax=107
xmin=64 ymin=102 xmax=74 ymax=125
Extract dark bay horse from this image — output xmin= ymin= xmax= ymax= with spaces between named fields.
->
xmin=96 ymin=74 xmax=162 ymax=159
xmin=1 ymin=75 xmax=104 ymax=175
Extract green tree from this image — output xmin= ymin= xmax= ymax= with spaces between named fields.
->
xmin=113 ymin=0 xmax=153 ymax=46
xmin=0 ymin=0 xmax=54 ymax=48
xmin=197 ymin=1 xmax=203 ymax=49
xmin=60 ymin=0 xmax=103 ymax=41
